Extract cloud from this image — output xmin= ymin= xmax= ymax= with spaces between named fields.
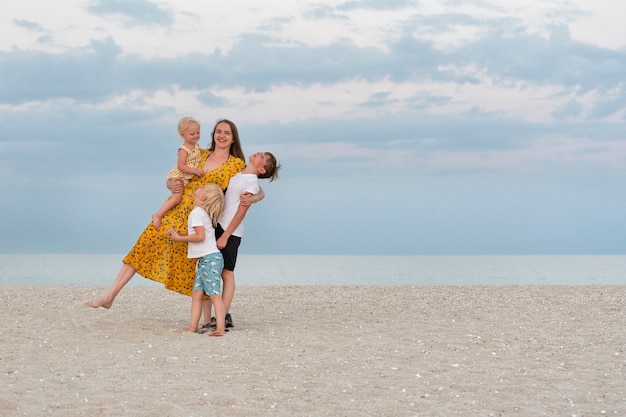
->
xmin=85 ymin=0 xmax=174 ymax=27
xmin=552 ymin=99 xmax=584 ymax=119
xmin=197 ymin=91 xmax=229 ymax=107
xmin=3 ymin=21 xmax=624 ymax=109
xmin=303 ymin=5 xmax=349 ymax=20
xmin=0 ymin=37 xmax=123 ymax=104
xmin=13 ymin=19 xmax=47 ymax=32
xmin=338 ymin=0 xmax=414 ymax=11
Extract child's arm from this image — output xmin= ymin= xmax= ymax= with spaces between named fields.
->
xmin=168 ymin=226 xmax=205 ymax=242
xmin=176 ymin=148 xmax=204 ymax=176
xmin=216 ymin=204 xmax=250 ymax=249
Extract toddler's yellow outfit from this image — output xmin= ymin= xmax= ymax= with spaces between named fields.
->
xmin=166 ymin=144 xmax=202 ymax=185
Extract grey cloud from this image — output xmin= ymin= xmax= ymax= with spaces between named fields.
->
xmin=258 ymin=16 xmax=294 ymax=32
xmin=13 ymin=19 xmax=47 ymax=32
xmin=3 ymin=24 xmax=624 ymax=105
xmin=0 ymin=104 xmax=174 ymax=177
xmin=589 ymin=98 xmax=626 ymax=119
xmin=406 ymin=94 xmax=453 ymax=109
xmin=1 ymin=104 xmax=579 ymax=183
xmin=395 ymin=12 xmax=626 ymax=91
xmin=86 ymin=0 xmax=174 ymax=27
xmin=338 ymin=0 xmax=414 ymax=11
xmin=37 ymin=35 xmax=53 ymax=44
xmin=243 ymin=113 xmax=546 ymax=153
xmin=0 ymin=37 xmax=123 ymax=104
xmin=303 ymin=5 xmax=349 ymax=20
xmin=549 ymin=24 xmax=572 ymax=45
xmin=197 ymin=91 xmax=229 ymax=107
xmin=447 ymin=31 xmax=626 ymax=92
xmin=2 ymin=105 xmax=625 ymax=255
xmin=401 ymin=11 xmax=488 ymax=34
xmin=551 ymin=100 xmax=583 ymax=119
xmin=360 ymin=91 xmax=399 ymax=107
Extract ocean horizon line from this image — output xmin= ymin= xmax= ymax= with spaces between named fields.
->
xmin=1 ymin=253 xmax=625 ymax=287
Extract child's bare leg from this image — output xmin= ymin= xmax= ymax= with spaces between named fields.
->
xmin=201 ymin=299 xmax=213 ymax=326
xmin=152 ymin=191 xmax=182 ymax=230
xmin=222 ymin=269 xmax=235 ymax=314
xmin=88 ymin=264 xmax=136 ymax=309
xmin=183 ymin=290 xmax=204 ymax=333
xmin=208 ymin=294 xmax=225 ymax=337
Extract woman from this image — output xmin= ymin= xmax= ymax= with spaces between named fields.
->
xmin=89 ymin=119 xmax=255 ymax=309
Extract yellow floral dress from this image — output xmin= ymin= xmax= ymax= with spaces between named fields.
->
xmin=123 ymin=149 xmax=245 ymax=296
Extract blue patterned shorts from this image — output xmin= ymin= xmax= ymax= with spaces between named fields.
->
xmin=194 ymin=252 xmax=224 ymax=296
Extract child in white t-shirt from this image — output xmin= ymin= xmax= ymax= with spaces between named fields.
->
xmin=167 ymin=183 xmax=226 ymax=336
xmin=202 ymin=151 xmax=281 ymax=330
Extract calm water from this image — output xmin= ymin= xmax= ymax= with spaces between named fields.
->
xmin=0 ymin=254 xmax=625 ymax=286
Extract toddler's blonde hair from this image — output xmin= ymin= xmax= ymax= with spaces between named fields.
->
xmin=198 ymin=184 xmax=224 ymax=227
xmin=178 ymin=116 xmax=200 ymax=134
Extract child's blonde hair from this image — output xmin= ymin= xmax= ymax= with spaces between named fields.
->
xmin=178 ymin=116 xmax=200 ymax=134
xmin=198 ymin=184 xmax=224 ymax=227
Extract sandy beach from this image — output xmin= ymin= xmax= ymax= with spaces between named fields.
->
xmin=1 ymin=285 xmax=624 ymax=416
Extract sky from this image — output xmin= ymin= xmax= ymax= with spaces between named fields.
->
xmin=1 ymin=0 xmax=625 ymax=255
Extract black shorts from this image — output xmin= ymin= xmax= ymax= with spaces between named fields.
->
xmin=215 ymin=223 xmax=241 ymax=271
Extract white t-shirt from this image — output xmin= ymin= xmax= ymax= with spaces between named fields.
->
xmin=187 ymin=207 xmax=219 ymax=258
xmin=219 ymin=172 xmax=260 ymax=238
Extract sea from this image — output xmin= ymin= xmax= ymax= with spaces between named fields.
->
xmin=0 ymin=254 xmax=625 ymax=286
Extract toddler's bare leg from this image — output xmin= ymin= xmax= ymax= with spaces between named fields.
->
xmin=152 ymin=191 xmax=183 ymax=230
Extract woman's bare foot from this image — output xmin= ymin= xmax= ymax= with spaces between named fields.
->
xmin=182 ymin=329 xmax=198 ymax=334
xmin=208 ymin=330 xmax=224 ymax=337
xmin=151 ymin=214 xmax=161 ymax=230
xmin=87 ymin=296 xmax=113 ymax=309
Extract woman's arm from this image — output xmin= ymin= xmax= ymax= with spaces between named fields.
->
xmin=240 ymin=188 xmax=265 ymax=206
xmin=166 ymin=178 xmax=185 ymax=194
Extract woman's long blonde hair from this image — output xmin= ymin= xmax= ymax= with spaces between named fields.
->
xmin=198 ymin=184 xmax=224 ymax=227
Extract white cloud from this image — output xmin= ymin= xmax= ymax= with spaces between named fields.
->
xmin=2 ymin=0 xmax=625 ymax=58
xmin=567 ymin=1 xmax=626 ymax=50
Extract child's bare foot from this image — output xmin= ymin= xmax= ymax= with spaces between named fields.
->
xmin=182 ymin=329 xmax=198 ymax=334
xmin=87 ymin=296 xmax=113 ymax=309
xmin=208 ymin=330 xmax=224 ymax=337
xmin=151 ymin=214 xmax=161 ymax=230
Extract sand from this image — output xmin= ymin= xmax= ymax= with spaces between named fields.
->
xmin=1 ymin=285 xmax=625 ymax=416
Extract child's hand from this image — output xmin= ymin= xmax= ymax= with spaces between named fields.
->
xmin=216 ymin=235 xmax=228 ymax=249
xmin=167 ymin=228 xmax=180 ymax=241
xmin=167 ymin=178 xmax=184 ymax=193
xmin=195 ymin=168 xmax=204 ymax=176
